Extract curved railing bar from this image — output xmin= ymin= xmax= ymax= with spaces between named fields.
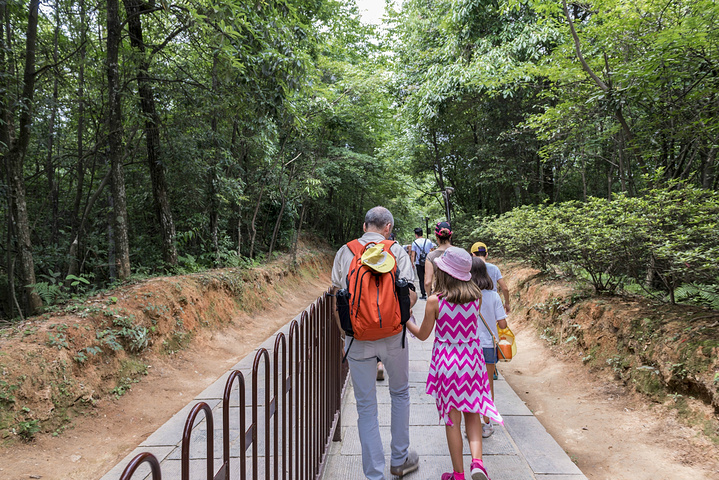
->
xmin=119 ymin=452 xmax=162 ymax=480
xmin=309 ymin=300 xmax=319 ymax=477
xmin=222 ymin=370 xmax=246 ymax=480
xmin=181 ymin=402 xmax=214 ymax=480
xmin=113 ymin=290 xmax=345 ymax=480
xmin=273 ymin=332 xmax=287 ymax=480
xmin=252 ymin=348 xmax=270 ymax=480
xmin=288 ymin=319 xmax=299 ymax=480
xmin=297 ymin=310 xmax=311 ymax=479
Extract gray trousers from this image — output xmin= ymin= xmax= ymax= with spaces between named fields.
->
xmin=345 ymin=332 xmax=411 ymax=480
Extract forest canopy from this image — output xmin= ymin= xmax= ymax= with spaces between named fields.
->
xmin=1 ymin=0 xmax=717 ymax=320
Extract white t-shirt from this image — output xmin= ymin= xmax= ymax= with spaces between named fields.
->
xmin=411 ymin=238 xmax=435 ymax=265
xmin=476 ymin=289 xmax=507 ymax=347
xmin=485 ymin=261 xmax=503 ymax=292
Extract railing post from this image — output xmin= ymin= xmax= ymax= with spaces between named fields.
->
xmin=223 ymin=370 xmax=246 ymax=480
xmin=119 ymin=452 xmax=162 ymax=480
xmin=251 ymin=348 xmax=271 ymax=480
xmin=181 ymin=402 xmax=214 ymax=480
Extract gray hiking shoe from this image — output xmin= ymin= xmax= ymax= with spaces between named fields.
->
xmin=390 ymin=449 xmax=419 ymax=477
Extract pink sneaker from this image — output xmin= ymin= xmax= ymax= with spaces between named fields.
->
xmin=470 ymin=459 xmax=490 ymax=480
xmin=441 ymin=473 xmax=464 ymax=480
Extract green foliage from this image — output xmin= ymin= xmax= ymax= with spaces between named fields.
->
xmin=46 ymin=332 xmax=69 ymax=350
xmin=0 ymin=380 xmax=18 ymax=405
xmin=475 ymin=182 xmax=719 ymax=303
xmin=73 ymin=346 xmax=102 ymax=364
xmin=95 ymin=310 xmax=151 ymax=354
xmin=15 ymin=416 xmax=40 ymax=441
xmin=111 ymin=359 xmax=148 ymax=399
xmin=674 ymin=284 xmax=719 ymax=311
xmin=3 ymin=0 xmax=719 ymax=325
xmin=31 ymin=282 xmax=65 ymax=306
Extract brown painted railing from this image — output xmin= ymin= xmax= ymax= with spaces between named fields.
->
xmin=119 ymin=291 xmax=348 ymax=480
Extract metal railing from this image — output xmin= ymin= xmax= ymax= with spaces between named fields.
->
xmin=118 ymin=291 xmax=348 ymax=480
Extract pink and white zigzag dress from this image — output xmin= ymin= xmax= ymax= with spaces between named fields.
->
xmin=426 ymin=297 xmax=503 ymax=426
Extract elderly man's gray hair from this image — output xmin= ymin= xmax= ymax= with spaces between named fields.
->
xmin=364 ymin=206 xmax=394 ymax=230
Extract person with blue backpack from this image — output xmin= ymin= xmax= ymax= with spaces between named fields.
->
xmin=331 ymin=206 xmax=420 ymax=480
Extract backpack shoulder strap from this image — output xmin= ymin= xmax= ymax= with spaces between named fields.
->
xmin=346 ymin=239 xmax=364 ymax=257
xmin=379 ymin=239 xmax=397 ymax=257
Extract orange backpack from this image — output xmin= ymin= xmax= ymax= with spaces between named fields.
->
xmin=344 ymin=239 xmax=402 ymax=341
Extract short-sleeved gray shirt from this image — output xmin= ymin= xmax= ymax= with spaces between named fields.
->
xmin=331 ymin=232 xmax=417 ymax=289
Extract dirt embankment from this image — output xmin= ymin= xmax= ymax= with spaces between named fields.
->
xmin=0 ymin=247 xmax=333 ymax=444
xmin=500 ymin=261 xmax=719 ymax=442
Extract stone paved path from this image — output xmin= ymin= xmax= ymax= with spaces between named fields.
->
xmin=101 ymin=295 xmax=588 ymax=480
xmin=322 ymin=298 xmax=587 ymax=480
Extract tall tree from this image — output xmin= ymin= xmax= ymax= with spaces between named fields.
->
xmin=2 ymin=0 xmax=43 ymax=314
xmin=123 ymin=0 xmax=178 ymax=266
xmin=107 ymin=0 xmax=131 ymax=279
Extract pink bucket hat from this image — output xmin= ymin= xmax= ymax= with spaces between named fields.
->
xmin=434 ymin=246 xmax=472 ymax=281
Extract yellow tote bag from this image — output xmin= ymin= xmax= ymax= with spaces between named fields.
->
xmin=497 ymin=326 xmax=517 ymax=362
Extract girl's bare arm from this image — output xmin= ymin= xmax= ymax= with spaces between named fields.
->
xmin=413 ymin=295 xmax=439 ymax=341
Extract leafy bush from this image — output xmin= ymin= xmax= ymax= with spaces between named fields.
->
xmin=473 ymin=182 xmax=719 ymax=304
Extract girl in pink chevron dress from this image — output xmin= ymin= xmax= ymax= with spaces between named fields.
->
xmin=406 ymin=247 xmax=502 ymax=480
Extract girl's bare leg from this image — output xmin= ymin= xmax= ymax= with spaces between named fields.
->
xmin=484 ymin=363 xmax=496 ymax=424
xmin=445 ymin=408 xmax=465 ymax=472
xmin=464 ymin=412 xmax=483 ymax=460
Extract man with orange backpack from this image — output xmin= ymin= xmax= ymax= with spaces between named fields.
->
xmin=331 ymin=206 xmax=420 ymax=480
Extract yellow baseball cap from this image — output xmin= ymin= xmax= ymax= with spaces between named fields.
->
xmin=471 ymin=242 xmax=487 ymax=255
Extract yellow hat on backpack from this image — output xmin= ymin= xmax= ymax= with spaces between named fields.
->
xmin=361 ymin=243 xmax=396 ymax=273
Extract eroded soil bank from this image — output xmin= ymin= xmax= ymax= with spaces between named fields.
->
xmin=0 ymin=246 xmax=332 ymax=479
xmin=498 ymin=260 xmax=719 ymax=478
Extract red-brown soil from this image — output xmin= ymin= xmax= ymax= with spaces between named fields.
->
xmin=0 ymin=249 xmax=332 ymax=480
xmin=498 ymin=261 xmax=719 ymax=479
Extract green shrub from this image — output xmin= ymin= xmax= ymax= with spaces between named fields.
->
xmin=474 ymin=181 xmax=719 ymax=303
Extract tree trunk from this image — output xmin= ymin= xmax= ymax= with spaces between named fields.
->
xmin=1 ymin=2 xmax=11 ymax=317
xmin=269 ymin=162 xmax=298 ymax=259
xmin=107 ymin=190 xmax=117 ymax=281
xmin=124 ymin=0 xmax=177 ymax=266
xmin=107 ymin=0 xmax=131 ymax=279
xmin=5 ymin=0 xmax=42 ymax=315
xmin=249 ymin=185 xmax=264 ymax=258
xmin=209 ymin=166 xmax=220 ymax=264
xmin=66 ymin=170 xmax=111 ymax=280
xmin=46 ymin=0 xmax=60 ymax=246
xmin=268 ymin=195 xmax=286 ymax=260
xmin=617 ymin=132 xmax=627 ymax=193
xmin=208 ymin=53 xmax=220 ymax=265
xmin=562 ymin=0 xmax=646 ymax=175
xmin=291 ymin=202 xmax=306 ymax=267
xmin=580 ymin=150 xmax=587 ymax=202
xmin=236 ymin=203 xmax=243 ymax=256
xmin=702 ymin=146 xmax=717 ymax=188
xmin=71 ymin=0 xmax=87 ymax=237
